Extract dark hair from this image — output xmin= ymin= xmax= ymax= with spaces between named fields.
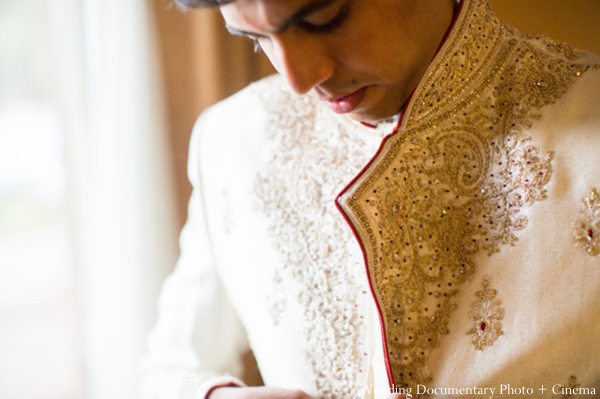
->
xmin=174 ymin=0 xmax=236 ymax=8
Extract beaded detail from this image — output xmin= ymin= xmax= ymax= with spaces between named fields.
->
xmin=465 ymin=277 xmax=504 ymax=350
xmin=573 ymin=188 xmax=600 ymax=257
xmin=253 ymin=78 xmax=383 ymax=397
xmin=336 ymin=0 xmax=594 ymax=390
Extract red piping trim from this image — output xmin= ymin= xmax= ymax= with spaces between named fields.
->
xmin=334 ymin=0 xmax=464 ymax=388
xmin=443 ymin=0 xmax=464 ymax=52
xmin=204 ymin=383 xmax=243 ymax=399
xmin=335 ymin=108 xmax=407 ymax=387
xmin=360 ymin=121 xmax=378 ymax=129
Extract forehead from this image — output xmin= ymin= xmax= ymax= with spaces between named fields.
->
xmin=220 ymin=0 xmax=337 ymax=31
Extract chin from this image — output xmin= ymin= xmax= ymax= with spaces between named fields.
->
xmin=348 ymin=109 xmax=399 ymax=125
xmin=348 ymin=98 xmax=403 ymax=125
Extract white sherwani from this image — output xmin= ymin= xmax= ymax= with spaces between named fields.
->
xmin=142 ymin=0 xmax=600 ymax=398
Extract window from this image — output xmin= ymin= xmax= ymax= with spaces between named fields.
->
xmin=0 ymin=1 xmax=82 ymax=398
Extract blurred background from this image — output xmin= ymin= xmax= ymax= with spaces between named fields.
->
xmin=0 ymin=1 xmax=598 ymax=398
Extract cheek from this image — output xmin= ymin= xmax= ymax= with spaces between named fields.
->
xmin=333 ymin=39 xmax=396 ymax=84
xmin=332 ymin=12 xmax=394 ymax=78
xmin=328 ymin=34 xmax=376 ymax=77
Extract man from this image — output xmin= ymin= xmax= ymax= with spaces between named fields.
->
xmin=143 ymin=0 xmax=600 ymax=398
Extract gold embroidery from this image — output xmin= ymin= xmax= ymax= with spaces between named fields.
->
xmin=552 ymin=376 xmax=583 ymax=399
xmin=336 ymin=0 xmax=594 ymax=390
xmin=573 ymin=188 xmax=600 ymax=257
xmin=465 ymin=276 xmax=504 ymax=350
xmin=524 ymin=34 xmax=579 ymax=61
xmin=407 ymin=0 xmax=504 ymax=126
xmin=493 ymin=39 xmax=585 ymax=121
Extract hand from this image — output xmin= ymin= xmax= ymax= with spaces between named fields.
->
xmin=208 ymin=386 xmax=315 ymax=399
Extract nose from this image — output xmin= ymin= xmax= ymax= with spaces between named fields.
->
xmin=268 ymin=36 xmax=334 ymax=95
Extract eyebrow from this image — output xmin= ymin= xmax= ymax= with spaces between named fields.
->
xmin=225 ymin=0 xmax=338 ymax=37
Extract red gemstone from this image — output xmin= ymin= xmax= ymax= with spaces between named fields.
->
xmin=587 ymin=229 xmax=594 ymax=239
xmin=480 ymin=322 xmax=487 ymax=332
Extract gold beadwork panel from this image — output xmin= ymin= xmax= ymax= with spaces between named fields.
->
xmin=337 ymin=0 xmax=595 ymax=390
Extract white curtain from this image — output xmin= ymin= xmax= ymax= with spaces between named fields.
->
xmin=53 ymin=0 xmax=179 ymax=398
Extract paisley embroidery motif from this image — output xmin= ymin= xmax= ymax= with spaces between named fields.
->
xmin=573 ymin=188 xmax=600 ymax=257
xmin=465 ymin=276 xmax=504 ymax=350
xmin=336 ymin=0 xmax=594 ymax=390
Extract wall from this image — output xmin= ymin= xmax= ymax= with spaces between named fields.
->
xmin=490 ymin=0 xmax=600 ymax=54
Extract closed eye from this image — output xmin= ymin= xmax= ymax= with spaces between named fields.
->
xmin=297 ymin=1 xmax=350 ymax=34
xmin=225 ymin=0 xmax=352 ymax=53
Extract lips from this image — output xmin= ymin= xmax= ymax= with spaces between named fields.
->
xmin=323 ymin=87 xmax=368 ymax=114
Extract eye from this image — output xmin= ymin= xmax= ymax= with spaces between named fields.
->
xmin=298 ymin=1 xmax=350 ymax=33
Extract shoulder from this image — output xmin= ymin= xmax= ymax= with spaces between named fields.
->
xmin=526 ymin=47 xmax=600 ymax=197
xmin=537 ymin=49 xmax=600 ymax=133
xmin=197 ymin=74 xmax=317 ymax=136
xmin=500 ymin=27 xmax=600 ymax=135
xmin=187 ymin=74 xmax=324 ymax=185
xmin=195 ymin=74 xmax=284 ymax=141
xmin=191 ymin=74 xmax=319 ymax=154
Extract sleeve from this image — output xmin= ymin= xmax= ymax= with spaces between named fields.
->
xmin=141 ymin=110 xmax=250 ymax=399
